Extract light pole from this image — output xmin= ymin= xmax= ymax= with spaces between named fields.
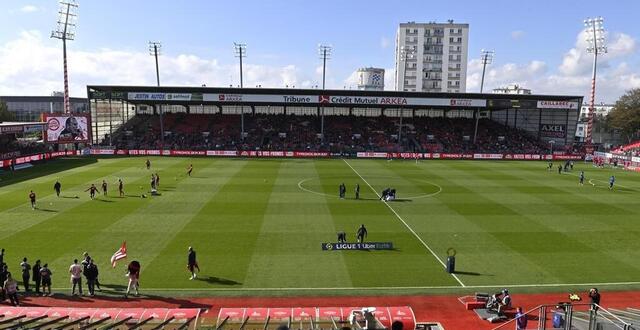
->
xmin=398 ymin=46 xmax=415 ymax=148
xmin=234 ymin=42 xmax=247 ymax=141
xmin=474 ymin=49 xmax=494 ymax=145
xmin=318 ymin=44 xmax=332 ymax=143
xmin=149 ymin=41 xmax=164 ymax=148
xmin=51 ymin=0 xmax=78 ymax=115
xmin=149 ymin=42 xmax=162 ymax=86
xmin=584 ymin=17 xmax=607 ymax=147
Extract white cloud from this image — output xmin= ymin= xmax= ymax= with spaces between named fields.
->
xmin=559 ymin=30 xmax=636 ymax=76
xmin=343 ymin=70 xmax=359 ymax=89
xmin=380 ymin=36 xmax=390 ymax=49
xmin=510 ymin=30 xmax=525 ymax=40
xmin=468 ymin=29 xmax=639 ymax=102
xmin=20 ymin=5 xmax=38 ymax=13
xmin=0 ymin=31 xmax=338 ymax=96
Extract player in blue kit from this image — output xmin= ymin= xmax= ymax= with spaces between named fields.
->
xmin=609 ymin=175 xmax=615 ymax=190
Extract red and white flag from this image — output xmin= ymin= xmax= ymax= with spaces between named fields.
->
xmin=111 ymin=241 xmax=127 ymax=268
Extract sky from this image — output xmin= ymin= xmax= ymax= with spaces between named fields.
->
xmin=0 ymin=0 xmax=639 ymax=103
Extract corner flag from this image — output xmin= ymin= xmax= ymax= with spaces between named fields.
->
xmin=111 ymin=241 xmax=127 ymax=268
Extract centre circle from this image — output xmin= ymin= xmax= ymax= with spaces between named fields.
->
xmin=297 ymin=175 xmax=442 ymax=199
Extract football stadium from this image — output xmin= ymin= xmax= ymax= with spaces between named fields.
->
xmin=2 ymin=1 xmax=640 ymax=329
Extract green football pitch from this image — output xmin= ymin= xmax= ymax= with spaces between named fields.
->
xmin=1 ymin=156 xmax=640 ymax=296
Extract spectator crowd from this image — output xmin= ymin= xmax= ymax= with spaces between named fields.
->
xmin=104 ymin=113 xmax=551 ymax=154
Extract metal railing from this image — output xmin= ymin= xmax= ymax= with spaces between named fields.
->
xmin=491 ymin=303 xmax=636 ymax=330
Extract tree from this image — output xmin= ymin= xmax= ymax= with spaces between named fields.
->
xmin=607 ymin=88 xmax=640 ymax=143
xmin=0 ymin=100 xmax=15 ymax=122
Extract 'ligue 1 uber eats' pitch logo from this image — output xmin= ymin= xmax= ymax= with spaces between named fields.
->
xmin=325 ymin=243 xmax=333 ymax=250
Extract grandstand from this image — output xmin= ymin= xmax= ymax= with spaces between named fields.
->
xmin=87 ymin=86 xmax=583 ymax=155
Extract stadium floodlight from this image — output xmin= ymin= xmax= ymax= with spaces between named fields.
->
xmin=479 ymin=49 xmax=494 ymax=93
xmin=234 ymin=42 xmax=247 ymax=141
xmin=234 ymin=43 xmax=247 ymax=88
xmin=148 ymin=41 xmax=164 ymax=147
xmin=473 ymin=49 xmax=494 ymax=145
xmin=51 ymin=0 xmax=79 ymax=114
xmin=149 ymin=42 xmax=162 ymax=86
xmin=318 ymin=44 xmax=332 ymax=142
xmin=584 ymin=17 xmax=607 ymax=147
xmin=398 ymin=46 xmax=415 ymax=143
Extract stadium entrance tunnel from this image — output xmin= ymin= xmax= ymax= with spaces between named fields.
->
xmin=298 ymin=175 xmax=442 ymax=199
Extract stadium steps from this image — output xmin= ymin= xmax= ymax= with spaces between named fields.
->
xmin=571 ymin=310 xmax=634 ymax=330
xmin=607 ymin=308 xmax=640 ymax=325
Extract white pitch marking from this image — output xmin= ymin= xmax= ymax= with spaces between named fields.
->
xmin=296 ymin=177 xmax=442 ymax=199
xmin=49 ymin=280 xmax=640 ymax=291
xmin=342 ymin=159 xmax=466 ymax=287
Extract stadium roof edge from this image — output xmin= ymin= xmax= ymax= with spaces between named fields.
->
xmin=86 ymin=85 xmax=583 ymax=102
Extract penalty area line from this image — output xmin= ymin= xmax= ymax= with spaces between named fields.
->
xmin=342 ymin=159 xmax=466 ymax=288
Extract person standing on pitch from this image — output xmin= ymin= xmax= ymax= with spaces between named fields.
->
xmin=54 ymin=181 xmax=62 ymax=197
xmin=101 ymin=180 xmax=108 ymax=196
xmin=29 ymin=190 xmax=37 ymax=210
xmin=609 ymin=175 xmax=615 ymax=190
xmin=188 ymin=246 xmax=200 ymax=280
xmin=69 ymin=259 xmax=83 ymax=296
xmin=150 ymin=174 xmax=156 ymax=191
xmin=82 ymin=252 xmax=101 ymax=291
xmin=118 ymin=178 xmax=125 ymax=197
xmin=146 ymin=159 xmax=151 ymax=170
xmin=20 ymin=257 xmax=30 ymax=291
xmin=84 ymin=259 xmax=98 ymax=296
xmin=579 ymin=171 xmax=585 ymax=186
xmin=154 ymin=173 xmax=160 ymax=188
xmin=187 ymin=164 xmax=193 ymax=177
xmin=356 ymin=224 xmax=368 ymax=243
xmin=355 ymin=183 xmax=360 ymax=200
xmin=125 ymin=261 xmax=140 ymax=298
xmin=39 ymin=263 xmax=52 ymax=296
xmin=32 ymin=259 xmax=41 ymax=294
xmin=339 ymin=183 xmax=346 ymax=199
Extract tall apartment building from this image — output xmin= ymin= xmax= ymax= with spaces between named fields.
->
xmin=395 ymin=21 xmax=469 ymax=93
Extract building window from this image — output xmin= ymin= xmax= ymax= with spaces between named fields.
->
xmin=449 ymin=37 xmax=454 ymax=42
xmin=450 ymin=28 xmax=454 ymax=33
xmin=458 ymin=29 xmax=462 ymax=33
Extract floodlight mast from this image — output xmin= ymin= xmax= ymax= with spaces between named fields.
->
xmin=149 ymin=41 xmax=164 ymax=147
xmin=318 ymin=44 xmax=332 ymax=143
xmin=398 ymin=46 xmax=415 ymax=145
xmin=234 ymin=43 xmax=247 ymax=141
xmin=51 ymin=0 xmax=78 ymax=114
xmin=149 ymin=42 xmax=162 ymax=86
xmin=474 ymin=49 xmax=494 ymax=144
xmin=584 ymin=17 xmax=607 ymax=147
